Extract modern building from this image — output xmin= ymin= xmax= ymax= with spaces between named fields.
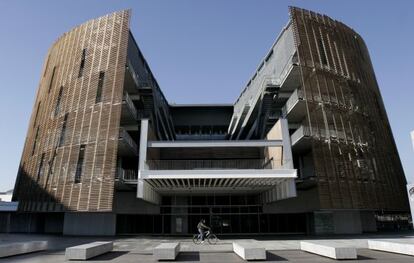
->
xmin=11 ymin=7 xmax=409 ymax=236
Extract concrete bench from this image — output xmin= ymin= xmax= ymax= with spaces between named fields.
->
xmin=0 ymin=241 xmax=48 ymax=258
xmin=233 ymin=242 xmax=266 ymax=261
xmin=65 ymin=241 xmax=113 ymax=260
xmin=300 ymin=241 xmax=357 ymax=260
xmin=153 ymin=242 xmax=180 ymax=261
xmin=368 ymin=240 xmax=414 ymax=256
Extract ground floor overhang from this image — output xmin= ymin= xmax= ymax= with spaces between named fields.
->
xmin=136 ymin=169 xmax=297 ymax=205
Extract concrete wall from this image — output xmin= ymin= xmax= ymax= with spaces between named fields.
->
xmin=360 ymin=211 xmax=377 ymax=232
xmin=114 ymin=191 xmax=160 ymax=214
xmin=264 ymin=120 xmax=283 ymax=168
xmin=44 ymin=213 xmax=64 ymax=233
xmin=311 ymin=210 xmax=376 ymax=234
xmin=263 ymin=188 xmax=320 ymax=213
xmin=0 ymin=213 xmax=63 ymax=234
xmin=332 ymin=211 xmax=362 ymax=234
xmin=63 ymin=212 xmax=116 ymax=236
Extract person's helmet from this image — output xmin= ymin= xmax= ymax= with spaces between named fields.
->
xmin=201 ymin=218 xmax=206 ymax=223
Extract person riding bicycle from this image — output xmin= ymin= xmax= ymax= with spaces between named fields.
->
xmin=197 ymin=219 xmax=210 ymax=243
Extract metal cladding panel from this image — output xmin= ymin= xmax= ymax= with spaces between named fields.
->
xmin=13 ymin=10 xmax=131 ymax=212
xmin=289 ymin=6 xmax=408 ymax=211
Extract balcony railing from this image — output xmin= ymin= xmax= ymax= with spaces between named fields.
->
xmin=126 ymin=59 xmax=153 ymax=89
xmin=291 ymin=125 xmax=311 ymax=145
xmin=122 ymin=92 xmax=138 ymax=120
xmin=126 ymin=60 xmax=139 ymax=89
xmin=146 ymin=159 xmax=277 ymax=170
xmin=119 ymin=128 xmax=138 ymax=155
xmin=282 ymin=88 xmax=304 ymax=116
xmin=116 ymin=168 xmax=138 ymax=182
xmin=291 ymin=125 xmax=355 ymax=144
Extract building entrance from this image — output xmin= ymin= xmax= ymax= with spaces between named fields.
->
xmin=116 ymin=195 xmax=308 ymax=234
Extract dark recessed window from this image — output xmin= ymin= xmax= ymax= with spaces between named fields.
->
xmin=33 ymin=102 xmax=41 ymax=127
xmin=74 ymin=144 xmax=86 ymax=183
xmin=78 ymin=49 xmax=87 ymax=78
xmin=95 ymin=71 xmax=105 ymax=103
xmin=36 ymin=153 xmax=45 ymax=182
xmin=54 ymin=86 xmax=63 ymax=117
xmin=48 ymin=66 xmax=56 ymax=93
xmin=43 ymin=54 xmax=50 ymax=77
xmin=32 ymin=126 xmax=40 ymax=155
xmin=58 ymin=113 xmax=68 ymax=147
xmin=318 ymin=38 xmax=328 ymax=66
xmin=45 ymin=150 xmax=57 ymax=187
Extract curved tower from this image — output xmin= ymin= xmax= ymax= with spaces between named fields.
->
xmin=13 ymin=10 xmax=131 ymax=213
xmin=289 ymin=6 xmax=407 ymax=211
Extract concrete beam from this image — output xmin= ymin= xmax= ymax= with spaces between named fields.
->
xmin=147 ymin=140 xmax=283 ymax=148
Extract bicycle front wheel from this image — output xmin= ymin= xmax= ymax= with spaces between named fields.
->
xmin=207 ymin=234 xmax=218 ymax=245
xmin=193 ymin=234 xmax=202 ymax=244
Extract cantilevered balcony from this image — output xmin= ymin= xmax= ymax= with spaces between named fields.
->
xmin=282 ymin=89 xmax=306 ymax=122
xmin=291 ymin=125 xmax=354 ymax=151
xmin=136 ymin=119 xmax=297 ymax=205
xmin=146 ymin=158 xmax=275 ymax=170
xmin=118 ymin=128 xmax=138 ymax=156
xmin=279 ymin=52 xmax=300 ymax=92
xmin=290 ymin=125 xmax=312 ymax=153
xmin=124 ymin=60 xmax=139 ymax=94
xmin=124 ymin=59 xmax=152 ymax=95
xmin=116 ymin=167 xmax=138 ymax=183
xmin=121 ymin=92 xmax=138 ymax=124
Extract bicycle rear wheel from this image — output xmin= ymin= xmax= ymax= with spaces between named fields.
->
xmin=193 ymin=234 xmax=202 ymax=244
xmin=207 ymin=234 xmax=218 ymax=245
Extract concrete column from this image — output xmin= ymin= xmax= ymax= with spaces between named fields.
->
xmin=137 ymin=119 xmax=160 ymax=204
xmin=138 ymin=119 xmax=149 ymax=171
xmin=280 ymin=118 xmax=293 ymax=169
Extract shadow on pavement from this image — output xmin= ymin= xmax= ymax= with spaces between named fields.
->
xmin=89 ymin=251 xmax=129 ymax=261
xmin=266 ymin=251 xmax=288 ymax=261
xmin=357 ymin=255 xmax=375 ymax=260
xmin=176 ymin=251 xmax=200 ymax=261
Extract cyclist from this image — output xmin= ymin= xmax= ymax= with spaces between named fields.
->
xmin=197 ymin=219 xmax=210 ymax=243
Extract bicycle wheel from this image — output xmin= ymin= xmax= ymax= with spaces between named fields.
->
xmin=207 ymin=234 xmax=218 ymax=245
xmin=193 ymin=234 xmax=202 ymax=244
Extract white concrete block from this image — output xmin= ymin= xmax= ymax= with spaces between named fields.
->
xmin=233 ymin=242 xmax=266 ymax=261
xmin=0 ymin=241 xmax=48 ymax=258
xmin=368 ymin=240 xmax=414 ymax=256
xmin=153 ymin=242 xmax=180 ymax=260
xmin=65 ymin=241 xmax=113 ymax=260
xmin=300 ymin=241 xmax=357 ymax=260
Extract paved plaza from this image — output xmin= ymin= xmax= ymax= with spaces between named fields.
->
xmin=1 ymin=233 xmax=414 ymax=262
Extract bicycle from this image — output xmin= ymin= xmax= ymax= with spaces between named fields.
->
xmin=192 ymin=230 xmax=218 ymax=245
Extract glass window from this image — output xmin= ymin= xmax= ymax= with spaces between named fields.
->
xmin=78 ymin=49 xmax=86 ymax=78
xmin=95 ymin=71 xmax=105 ymax=103
xmin=74 ymin=144 xmax=86 ymax=183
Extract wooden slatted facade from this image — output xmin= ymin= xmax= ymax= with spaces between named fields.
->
xmin=13 ymin=10 xmax=131 ymax=212
xmin=289 ymin=6 xmax=408 ymax=211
